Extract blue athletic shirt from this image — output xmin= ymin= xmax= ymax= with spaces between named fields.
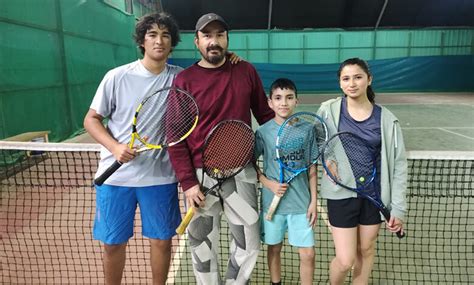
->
xmin=338 ymin=96 xmax=382 ymax=194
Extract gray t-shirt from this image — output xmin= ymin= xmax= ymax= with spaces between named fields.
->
xmin=90 ymin=60 xmax=183 ymax=186
xmin=255 ymin=119 xmax=311 ymax=215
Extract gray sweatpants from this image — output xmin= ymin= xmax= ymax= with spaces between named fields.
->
xmin=187 ymin=165 xmax=260 ymax=285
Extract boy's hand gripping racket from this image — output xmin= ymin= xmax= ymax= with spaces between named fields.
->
xmin=94 ymin=86 xmax=199 ymax=186
xmin=321 ymin=131 xmax=405 ymax=238
xmin=176 ymin=120 xmax=255 ymax=235
xmin=265 ymin=112 xmax=328 ymax=221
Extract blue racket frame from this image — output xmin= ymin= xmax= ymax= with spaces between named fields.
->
xmin=276 ymin=112 xmax=328 ymax=183
xmin=265 ymin=112 xmax=328 ymax=221
xmin=321 ymin=131 xmax=405 ymax=239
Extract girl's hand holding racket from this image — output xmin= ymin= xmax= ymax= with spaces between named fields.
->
xmin=323 ymin=159 xmax=340 ymax=184
xmin=386 ymin=216 xmax=404 ymax=235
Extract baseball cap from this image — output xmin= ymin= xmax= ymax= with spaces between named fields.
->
xmin=195 ymin=13 xmax=229 ymax=32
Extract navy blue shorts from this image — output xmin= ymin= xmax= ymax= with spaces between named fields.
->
xmin=327 ymin=197 xmax=382 ymax=228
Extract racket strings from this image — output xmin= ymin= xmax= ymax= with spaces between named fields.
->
xmin=341 ymin=135 xmax=375 ymax=185
xmin=324 ymin=133 xmax=375 ymax=188
xmin=277 ymin=114 xmax=327 ymax=170
xmin=135 ymin=89 xmax=198 ymax=146
xmin=203 ymin=121 xmax=255 ymax=180
xmin=135 ymin=92 xmax=167 ymax=145
xmin=164 ymin=89 xmax=199 ymax=143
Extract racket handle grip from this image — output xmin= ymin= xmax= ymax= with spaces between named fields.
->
xmin=381 ymin=208 xmax=405 ymax=239
xmin=396 ymin=230 xmax=405 ymax=239
xmin=265 ymin=195 xmax=282 ymax=221
xmin=94 ymin=161 xmax=123 ymax=186
xmin=176 ymin=207 xmax=194 ymax=235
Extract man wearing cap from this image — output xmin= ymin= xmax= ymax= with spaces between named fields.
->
xmin=168 ymin=13 xmax=274 ymax=285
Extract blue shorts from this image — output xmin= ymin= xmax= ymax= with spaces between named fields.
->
xmin=260 ymin=212 xmax=315 ymax=248
xmin=93 ymin=183 xmax=181 ymax=245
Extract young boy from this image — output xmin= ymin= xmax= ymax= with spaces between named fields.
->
xmin=255 ymin=78 xmax=317 ymax=285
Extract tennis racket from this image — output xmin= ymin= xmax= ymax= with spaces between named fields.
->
xmin=265 ymin=112 xmax=328 ymax=221
xmin=321 ymin=131 xmax=405 ymax=238
xmin=94 ymin=86 xmax=199 ymax=186
xmin=176 ymin=120 xmax=255 ymax=235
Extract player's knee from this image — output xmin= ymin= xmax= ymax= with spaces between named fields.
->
xmin=267 ymin=243 xmax=283 ymax=255
xmin=358 ymin=243 xmax=376 ymax=258
xmin=299 ymin=248 xmax=315 ymax=263
xmin=104 ymin=243 xmax=126 ymax=256
xmin=150 ymin=238 xmax=171 ymax=251
xmin=334 ymin=255 xmax=355 ymax=272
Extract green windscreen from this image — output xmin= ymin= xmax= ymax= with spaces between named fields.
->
xmin=0 ymin=0 xmax=139 ymax=141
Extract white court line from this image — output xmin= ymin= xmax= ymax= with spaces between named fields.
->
xmin=402 ymin=126 xmax=474 ymax=130
xmin=166 ymin=234 xmax=187 ymax=284
xmin=402 ymin=126 xmax=474 ymax=140
xmin=438 ymin=128 xmax=474 ymax=140
xmin=374 ymin=102 xmax=474 ymax=106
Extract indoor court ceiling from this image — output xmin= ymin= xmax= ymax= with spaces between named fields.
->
xmin=161 ymin=0 xmax=474 ymax=30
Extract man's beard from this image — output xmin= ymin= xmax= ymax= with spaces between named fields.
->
xmin=201 ymin=45 xmax=226 ymax=65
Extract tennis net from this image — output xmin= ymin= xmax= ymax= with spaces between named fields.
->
xmin=1 ymin=141 xmax=473 ymax=284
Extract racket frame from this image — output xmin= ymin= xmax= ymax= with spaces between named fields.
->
xmin=265 ymin=112 xmax=328 ymax=221
xmin=130 ymin=87 xmax=199 ymax=151
xmin=176 ymin=120 xmax=255 ymax=235
xmin=321 ymin=131 xmax=405 ymax=239
xmin=94 ymin=86 xmax=199 ymax=186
